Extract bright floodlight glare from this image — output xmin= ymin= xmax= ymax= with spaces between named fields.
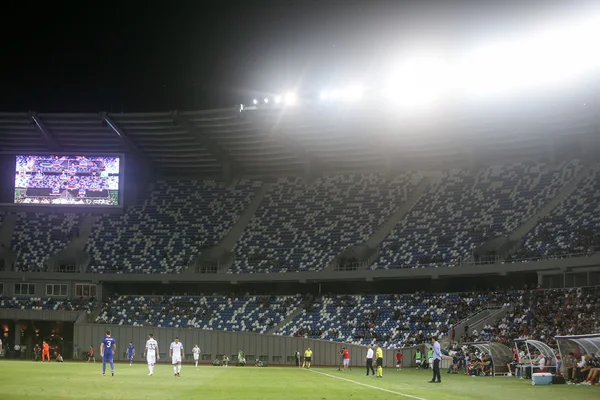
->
xmin=457 ymin=15 xmax=600 ymax=97
xmin=284 ymin=92 xmax=297 ymax=105
xmin=264 ymin=98 xmax=269 ymax=104
xmin=386 ymin=56 xmax=448 ymax=106
xmin=274 ymin=95 xmax=281 ymax=104
xmin=253 ymin=99 xmax=258 ymax=105
xmin=320 ymin=90 xmax=329 ymax=100
xmin=344 ymin=85 xmax=363 ymax=101
xmin=330 ymin=89 xmax=340 ymax=100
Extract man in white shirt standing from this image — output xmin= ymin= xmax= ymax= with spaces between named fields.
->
xmin=170 ymin=337 xmax=184 ymax=377
xmin=145 ymin=333 xmax=160 ymax=376
xmin=0 ymin=338 xmax=3 ymax=355
xmin=192 ymin=344 xmax=201 ymax=368
xmin=429 ymin=336 xmax=442 ymax=384
xmin=365 ymin=345 xmax=375 ymax=376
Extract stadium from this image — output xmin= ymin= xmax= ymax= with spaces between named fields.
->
xmin=1 ymin=2 xmax=600 ymax=400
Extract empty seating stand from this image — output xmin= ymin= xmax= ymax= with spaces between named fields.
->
xmin=522 ymin=165 xmax=600 ymax=257
xmin=276 ymin=293 xmax=492 ymax=348
xmin=232 ymin=173 xmax=422 ymax=273
xmin=95 ymin=294 xmax=303 ymax=332
xmin=11 ymin=213 xmax=80 ymax=272
xmin=374 ymin=160 xmax=582 ymax=269
xmin=86 ymin=180 xmax=261 ymax=274
xmin=0 ymin=296 xmax=96 ymax=311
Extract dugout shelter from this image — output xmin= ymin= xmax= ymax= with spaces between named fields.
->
xmin=514 ymin=339 xmax=558 ymax=380
xmin=555 ymin=333 xmax=600 ymax=374
xmin=462 ymin=341 xmax=513 ymax=375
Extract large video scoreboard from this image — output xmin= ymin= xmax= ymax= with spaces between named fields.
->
xmin=13 ymin=154 xmax=122 ymax=206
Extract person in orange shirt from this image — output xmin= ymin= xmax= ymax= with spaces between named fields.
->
xmin=42 ymin=341 xmax=50 ymax=362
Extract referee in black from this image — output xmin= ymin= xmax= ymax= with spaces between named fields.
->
xmin=365 ymin=345 xmax=375 ymax=376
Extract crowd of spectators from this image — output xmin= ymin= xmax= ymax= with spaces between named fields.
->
xmin=470 ymin=287 xmax=600 ymax=348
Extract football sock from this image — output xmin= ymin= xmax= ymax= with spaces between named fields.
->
xmin=173 ymin=365 xmax=177 ymax=374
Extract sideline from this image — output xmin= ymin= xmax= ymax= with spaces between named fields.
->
xmin=307 ymin=369 xmax=429 ymax=400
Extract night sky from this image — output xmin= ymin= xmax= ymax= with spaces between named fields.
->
xmin=0 ymin=0 xmax=591 ymax=113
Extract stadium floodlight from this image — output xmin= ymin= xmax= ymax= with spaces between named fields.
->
xmin=264 ymin=98 xmax=269 ymax=104
xmin=274 ymin=95 xmax=281 ymax=104
xmin=320 ymin=90 xmax=329 ymax=100
xmin=253 ymin=99 xmax=258 ymax=105
xmin=457 ymin=14 xmax=600 ymax=97
xmin=330 ymin=89 xmax=341 ymax=100
xmin=385 ymin=56 xmax=448 ymax=107
xmin=284 ymin=92 xmax=297 ymax=105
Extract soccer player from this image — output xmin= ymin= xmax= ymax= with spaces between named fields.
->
xmin=192 ymin=344 xmax=201 ymax=368
xmin=100 ymin=330 xmax=116 ymax=376
xmin=0 ymin=337 xmax=2 ymax=354
xmin=342 ymin=347 xmax=350 ymax=371
xmin=396 ymin=350 xmax=403 ymax=370
xmin=375 ymin=344 xmax=384 ymax=378
xmin=42 ymin=340 xmax=50 ymax=362
xmin=170 ymin=337 xmax=184 ymax=377
xmin=127 ymin=342 xmax=135 ymax=366
xmin=145 ymin=334 xmax=159 ymax=376
xmin=303 ymin=347 xmax=313 ymax=369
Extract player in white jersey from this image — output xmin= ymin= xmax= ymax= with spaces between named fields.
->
xmin=192 ymin=344 xmax=201 ymax=368
xmin=170 ymin=337 xmax=184 ymax=377
xmin=145 ymin=334 xmax=160 ymax=376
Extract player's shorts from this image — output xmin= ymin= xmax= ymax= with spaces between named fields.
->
xmin=343 ymin=359 xmax=350 ymax=366
xmin=376 ymin=358 xmax=383 ymax=367
xmin=193 ymin=354 xmax=199 ymax=361
xmin=305 ymin=357 xmax=312 ymax=362
xmin=396 ymin=361 xmax=402 ymax=367
xmin=416 ymin=359 xmax=422 ymax=364
xmin=147 ymin=353 xmax=156 ymax=364
xmin=128 ymin=354 xmax=134 ymax=359
xmin=172 ymin=356 xmax=182 ymax=364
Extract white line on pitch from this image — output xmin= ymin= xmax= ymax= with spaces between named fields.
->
xmin=308 ymin=369 xmax=429 ymax=400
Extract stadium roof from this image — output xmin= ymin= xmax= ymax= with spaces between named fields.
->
xmin=0 ymin=97 xmax=599 ymax=177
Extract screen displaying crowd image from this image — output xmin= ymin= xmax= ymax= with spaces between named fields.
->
xmin=14 ymin=155 xmax=120 ymax=205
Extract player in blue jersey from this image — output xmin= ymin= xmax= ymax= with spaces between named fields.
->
xmin=127 ymin=342 xmax=135 ymax=366
xmin=100 ymin=330 xmax=116 ymax=376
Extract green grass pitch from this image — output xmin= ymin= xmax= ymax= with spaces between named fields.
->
xmin=0 ymin=361 xmax=597 ymax=400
